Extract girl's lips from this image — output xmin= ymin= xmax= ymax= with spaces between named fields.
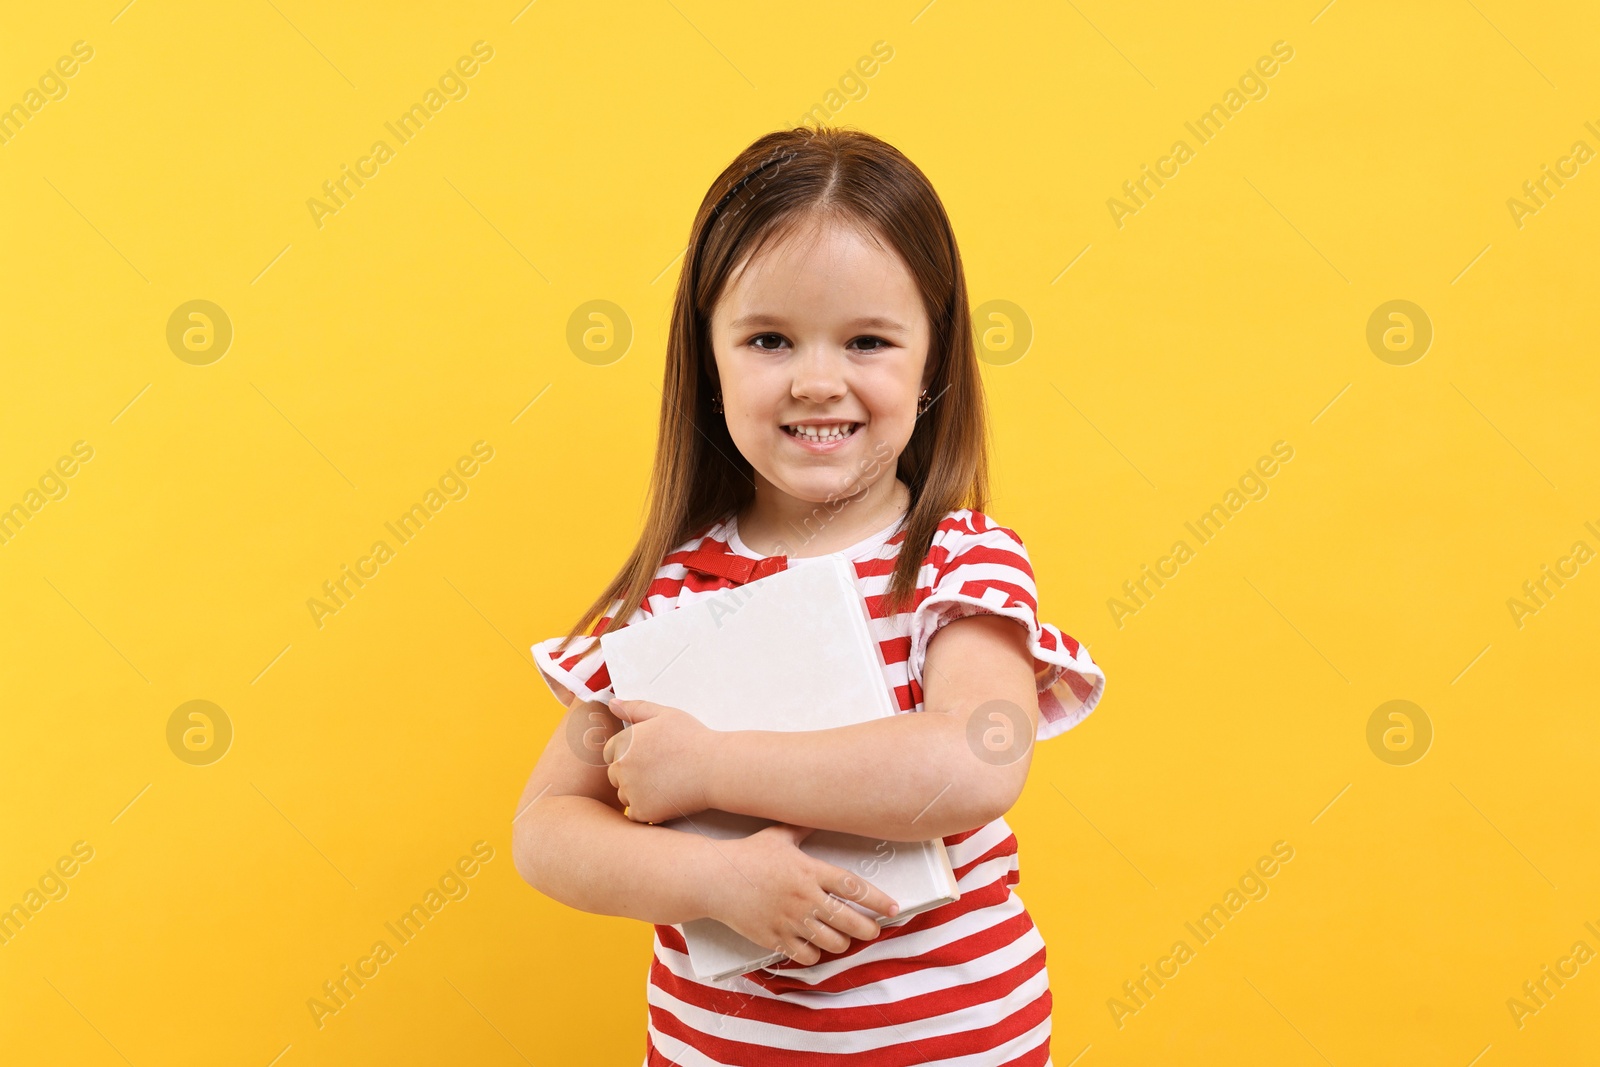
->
xmin=781 ymin=423 xmax=862 ymax=454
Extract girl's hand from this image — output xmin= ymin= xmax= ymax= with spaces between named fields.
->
xmin=603 ymin=698 xmax=720 ymax=824
xmin=705 ymin=823 xmax=902 ymax=967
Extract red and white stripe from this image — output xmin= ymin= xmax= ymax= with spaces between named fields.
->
xmin=533 ymin=509 xmax=1105 ymax=1064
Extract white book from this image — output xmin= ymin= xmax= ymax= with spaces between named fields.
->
xmin=599 ymin=554 xmax=961 ymax=983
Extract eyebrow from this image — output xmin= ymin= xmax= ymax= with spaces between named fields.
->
xmin=728 ymin=313 xmax=909 ymax=332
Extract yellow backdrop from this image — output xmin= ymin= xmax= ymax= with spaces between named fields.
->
xmin=3 ymin=1 xmax=1595 ymax=1063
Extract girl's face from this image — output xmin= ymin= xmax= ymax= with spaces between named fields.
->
xmin=709 ymin=216 xmax=932 ymax=519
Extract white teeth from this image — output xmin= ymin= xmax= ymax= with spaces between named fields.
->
xmin=786 ymin=423 xmax=857 ymax=441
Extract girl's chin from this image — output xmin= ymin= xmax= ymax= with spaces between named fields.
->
xmin=768 ymin=471 xmax=880 ymax=504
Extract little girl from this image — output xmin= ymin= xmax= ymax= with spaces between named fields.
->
xmin=514 ymin=125 xmax=1106 ymax=1066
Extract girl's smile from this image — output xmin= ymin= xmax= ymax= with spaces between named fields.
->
xmin=780 ymin=419 xmax=864 ymax=452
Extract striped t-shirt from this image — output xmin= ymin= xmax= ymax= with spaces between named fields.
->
xmin=532 ymin=507 xmax=1107 ymax=1066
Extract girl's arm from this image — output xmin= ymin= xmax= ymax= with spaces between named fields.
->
xmin=513 ymin=696 xmax=724 ymax=925
xmin=514 ymin=693 xmax=905 ymax=957
xmin=706 ymin=614 xmax=1041 ymax=841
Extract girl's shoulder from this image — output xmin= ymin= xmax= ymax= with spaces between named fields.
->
xmin=641 ymin=512 xmax=745 ymax=591
xmin=928 ymin=507 xmax=1024 ymax=542
xmin=666 ymin=512 xmax=737 ymax=566
xmin=921 ymin=507 xmax=1032 ymax=571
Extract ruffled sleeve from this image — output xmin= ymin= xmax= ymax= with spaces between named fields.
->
xmin=906 ymin=518 xmax=1106 ymax=741
xmin=532 ymin=596 xmax=642 ymax=708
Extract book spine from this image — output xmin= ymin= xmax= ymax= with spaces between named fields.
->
xmin=835 ymin=556 xmax=900 ymax=719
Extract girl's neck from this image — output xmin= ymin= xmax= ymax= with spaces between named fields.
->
xmin=735 ymin=478 xmax=911 ymax=558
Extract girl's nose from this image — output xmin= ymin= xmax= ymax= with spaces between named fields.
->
xmin=789 ymin=344 xmax=847 ymax=402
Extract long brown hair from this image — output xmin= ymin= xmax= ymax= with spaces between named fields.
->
xmin=552 ymin=124 xmax=991 ymax=656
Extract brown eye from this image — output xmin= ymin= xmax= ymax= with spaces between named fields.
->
xmin=750 ymin=334 xmax=786 ymax=352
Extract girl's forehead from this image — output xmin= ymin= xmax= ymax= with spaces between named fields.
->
xmin=718 ymin=222 xmax=916 ymax=309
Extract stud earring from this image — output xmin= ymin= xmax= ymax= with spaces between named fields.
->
xmin=916 ymin=388 xmax=932 ymax=417
xmin=711 ymin=391 xmax=724 ymax=415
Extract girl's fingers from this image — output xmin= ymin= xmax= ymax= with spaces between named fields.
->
xmin=822 ymin=869 xmax=900 ymax=929
xmin=602 ymin=728 xmax=631 ymax=764
xmin=793 ymin=908 xmax=852 ymax=954
xmin=779 ymin=933 xmax=821 ymax=966
xmin=813 ymin=893 xmax=883 ymax=943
